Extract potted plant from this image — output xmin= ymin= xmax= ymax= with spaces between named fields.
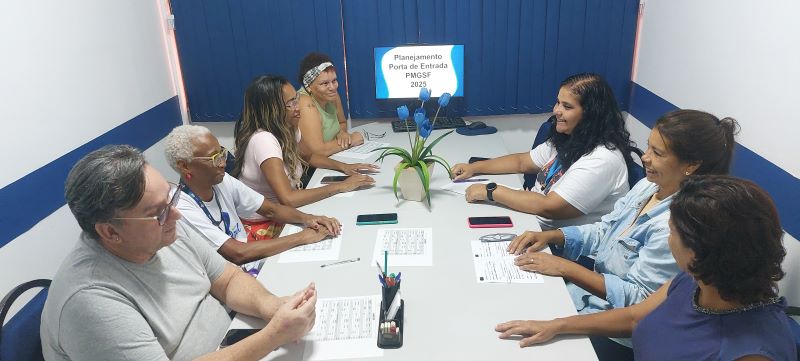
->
xmin=376 ymin=88 xmax=454 ymax=204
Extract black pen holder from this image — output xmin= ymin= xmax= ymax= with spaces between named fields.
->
xmin=377 ymin=283 xmax=404 ymax=349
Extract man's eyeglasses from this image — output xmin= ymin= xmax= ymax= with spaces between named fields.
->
xmin=193 ymin=147 xmax=229 ymax=168
xmin=113 ymin=182 xmax=182 ymax=226
xmin=285 ymin=92 xmax=300 ymax=109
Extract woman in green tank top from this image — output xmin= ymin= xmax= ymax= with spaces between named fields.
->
xmin=297 ymin=53 xmax=364 ymax=156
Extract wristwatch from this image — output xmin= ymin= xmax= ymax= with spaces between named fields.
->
xmin=486 ymin=182 xmax=497 ymax=202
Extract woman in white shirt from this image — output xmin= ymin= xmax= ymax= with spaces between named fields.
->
xmin=232 ymin=75 xmax=376 ymax=239
xmin=451 ymin=73 xmax=639 ymax=229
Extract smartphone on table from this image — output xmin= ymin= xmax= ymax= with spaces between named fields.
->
xmin=467 ymin=216 xmax=513 ymax=228
xmin=219 ymin=328 xmax=259 ymax=348
xmin=356 ymin=213 xmax=398 ymax=225
xmin=320 ymin=175 xmax=349 ymax=184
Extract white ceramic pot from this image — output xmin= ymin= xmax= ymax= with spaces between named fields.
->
xmin=396 ymin=162 xmax=435 ymax=202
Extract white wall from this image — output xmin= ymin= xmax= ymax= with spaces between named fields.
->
xmin=0 ymin=0 xmax=180 ymax=312
xmin=634 ymin=0 xmax=800 ymax=177
xmin=0 ymin=0 xmax=178 ymax=188
xmin=631 ymin=0 xmax=800 ymax=303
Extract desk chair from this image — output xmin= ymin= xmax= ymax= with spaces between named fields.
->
xmin=0 ymin=279 xmax=51 ymax=361
xmin=522 ymin=116 xmax=554 ymax=191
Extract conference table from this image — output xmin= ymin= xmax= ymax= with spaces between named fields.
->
xmin=227 ymin=121 xmax=598 ymax=360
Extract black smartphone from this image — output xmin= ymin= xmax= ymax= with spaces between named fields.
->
xmin=356 ymin=213 xmax=398 ymax=225
xmin=219 ymin=328 xmax=259 ymax=348
xmin=468 ymin=216 xmax=513 ymax=228
xmin=320 ymin=175 xmax=349 ymax=184
xmin=468 ymin=157 xmax=489 ymax=164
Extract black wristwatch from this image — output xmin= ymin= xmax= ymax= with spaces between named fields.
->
xmin=486 ymin=182 xmax=497 ymax=202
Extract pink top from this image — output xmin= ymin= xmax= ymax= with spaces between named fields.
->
xmin=238 ymin=130 xmax=302 ymax=218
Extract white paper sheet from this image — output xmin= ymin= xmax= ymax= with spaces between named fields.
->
xmin=301 ymin=295 xmax=384 ymax=360
xmin=440 ymin=180 xmax=491 ymax=195
xmin=278 ymin=224 xmax=343 ymax=263
xmin=470 ymin=240 xmax=543 ymax=283
xmin=372 ymin=228 xmax=433 ymax=267
xmin=334 ymin=141 xmax=390 ymax=159
xmin=308 ymin=173 xmax=356 ymax=198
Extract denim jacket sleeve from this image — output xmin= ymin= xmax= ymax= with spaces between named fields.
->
xmin=560 ymin=183 xmax=641 ymax=261
xmin=603 ymin=222 xmax=680 ymax=308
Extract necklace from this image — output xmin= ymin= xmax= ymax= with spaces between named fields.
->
xmin=692 ymin=287 xmax=782 ymax=315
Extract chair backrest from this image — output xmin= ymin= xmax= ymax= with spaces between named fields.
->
xmin=626 ymin=150 xmax=645 ymax=189
xmin=523 ymin=116 xmax=554 ymax=190
xmin=0 ymin=279 xmax=52 ymax=361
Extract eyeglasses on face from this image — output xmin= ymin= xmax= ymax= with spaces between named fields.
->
xmin=112 ymin=182 xmax=182 ymax=226
xmin=285 ymin=92 xmax=300 ymax=109
xmin=193 ymin=147 xmax=229 ymax=168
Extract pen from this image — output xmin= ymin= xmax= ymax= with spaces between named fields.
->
xmin=454 ymin=178 xmax=489 ymax=183
xmin=375 ymin=261 xmax=386 ymax=276
xmin=320 ymin=257 xmax=360 ymax=268
xmin=384 ymin=250 xmax=388 ymax=275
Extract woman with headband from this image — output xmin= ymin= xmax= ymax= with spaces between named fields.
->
xmin=297 ymin=52 xmax=364 ymax=156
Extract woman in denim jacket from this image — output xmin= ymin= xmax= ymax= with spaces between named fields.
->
xmin=507 ymin=110 xmax=739 ymax=355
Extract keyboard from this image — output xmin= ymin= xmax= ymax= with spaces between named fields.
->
xmin=391 ymin=117 xmax=467 ymax=132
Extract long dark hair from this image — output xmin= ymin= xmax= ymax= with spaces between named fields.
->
xmin=655 ymin=110 xmax=739 ymax=175
xmin=232 ymin=75 xmax=306 ymax=187
xmin=549 ymin=73 xmax=639 ymax=169
xmin=670 ymin=175 xmax=785 ymax=304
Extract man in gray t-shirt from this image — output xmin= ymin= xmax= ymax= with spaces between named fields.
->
xmin=41 ymin=145 xmax=317 ymax=361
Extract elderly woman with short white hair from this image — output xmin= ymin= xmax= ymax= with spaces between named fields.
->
xmin=164 ymin=124 xmax=341 ymax=272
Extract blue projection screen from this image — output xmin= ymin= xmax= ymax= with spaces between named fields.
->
xmin=375 ymin=44 xmax=464 ymax=99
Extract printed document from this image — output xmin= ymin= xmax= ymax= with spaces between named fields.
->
xmin=278 ymin=224 xmax=342 ymax=263
xmin=470 ymin=240 xmax=543 ymax=283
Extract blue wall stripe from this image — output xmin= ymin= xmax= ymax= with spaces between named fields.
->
xmin=628 ymin=82 xmax=800 ymax=240
xmin=0 ymin=96 xmax=182 ymax=249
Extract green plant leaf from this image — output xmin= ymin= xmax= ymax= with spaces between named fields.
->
xmin=416 ymin=160 xmax=431 ymax=204
xmin=375 ymin=147 xmax=412 ymax=164
xmin=425 ymin=154 xmax=453 ymax=178
xmin=392 ymin=162 xmax=409 ymax=200
xmin=420 ymin=130 xmax=454 ymax=159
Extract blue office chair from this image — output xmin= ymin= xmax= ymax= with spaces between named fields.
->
xmin=0 ymin=279 xmax=51 ymax=361
xmin=522 ymin=116 xmax=554 ymax=190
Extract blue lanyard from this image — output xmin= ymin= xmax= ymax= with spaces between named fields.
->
xmin=180 ymin=183 xmax=233 ymax=237
xmin=544 ymin=158 xmax=561 ymax=186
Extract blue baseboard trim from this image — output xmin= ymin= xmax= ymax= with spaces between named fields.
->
xmin=629 ymin=82 xmax=800 ymax=240
xmin=0 ymin=96 xmax=182 ymax=249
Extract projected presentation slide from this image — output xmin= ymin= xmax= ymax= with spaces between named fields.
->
xmin=374 ymin=44 xmax=464 ymax=99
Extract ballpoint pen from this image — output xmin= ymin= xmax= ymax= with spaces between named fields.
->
xmin=453 ymin=178 xmax=489 ymax=183
xmin=320 ymin=257 xmax=360 ymax=268
xmin=375 ymin=261 xmax=386 ymax=276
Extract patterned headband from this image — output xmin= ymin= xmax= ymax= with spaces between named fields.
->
xmin=302 ymin=62 xmax=334 ymax=88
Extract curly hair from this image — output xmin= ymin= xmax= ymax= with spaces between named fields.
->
xmin=670 ymin=175 xmax=785 ymax=304
xmin=232 ymin=75 xmax=307 ymax=188
xmin=164 ymin=124 xmax=212 ymax=172
xmin=298 ymin=52 xmax=336 ymax=92
xmin=549 ymin=73 xmax=639 ymax=169
xmin=655 ymin=110 xmax=739 ymax=175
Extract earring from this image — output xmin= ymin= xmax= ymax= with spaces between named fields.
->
xmin=186 ymin=173 xmax=192 ymax=180
xmin=685 ymin=171 xmax=691 ymax=176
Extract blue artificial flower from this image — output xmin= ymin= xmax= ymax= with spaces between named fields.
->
xmin=419 ymin=118 xmax=433 ymax=138
xmin=396 ymin=105 xmax=409 ymax=120
xmin=413 ymin=108 xmax=426 ymax=127
xmin=438 ymin=92 xmax=452 ymax=108
xmin=419 ymin=87 xmax=431 ymax=102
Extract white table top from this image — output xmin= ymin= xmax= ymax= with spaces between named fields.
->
xmin=228 ymin=122 xmax=597 ymax=361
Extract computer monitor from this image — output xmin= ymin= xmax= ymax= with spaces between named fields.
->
xmin=374 ymin=44 xmax=464 ymax=100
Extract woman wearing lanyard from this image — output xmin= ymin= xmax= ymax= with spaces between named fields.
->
xmin=497 ymin=176 xmax=796 ymax=360
xmin=165 ymin=125 xmax=341 ymax=273
xmin=508 ymin=110 xmax=739 ymax=359
xmin=451 ymin=73 xmax=639 ymax=230
xmin=297 ymin=52 xmax=364 ymax=156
